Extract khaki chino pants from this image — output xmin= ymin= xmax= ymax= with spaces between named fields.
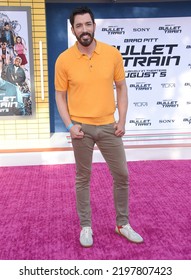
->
xmin=71 ymin=122 xmax=129 ymax=227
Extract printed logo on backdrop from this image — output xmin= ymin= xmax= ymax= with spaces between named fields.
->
xmin=159 ymin=119 xmax=175 ymax=124
xmin=183 ymin=117 xmax=191 ymax=124
xmin=129 ymin=118 xmax=151 ymax=126
xmin=102 ymin=26 xmax=125 ymax=35
xmin=157 ymin=100 xmax=179 ymax=108
xmin=130 ymin=82 xmax=152 ymax=91
xmin=133 ymin=102 xmax=148 ymax=107
xmin=185 ymin=83 xmax=191 ymax=88
xmin=158 ymin=24 xmax=182 ymax=33
xmin=161 ymin=83 xmax=175 ymax=88
xmin=117 ymin=44 xmax=180 ymax=68
xmin=132 ymin=27 xmax=150 ymax=32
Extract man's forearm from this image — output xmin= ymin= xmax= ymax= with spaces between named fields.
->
xmin=55 ymin=91 xmax=72 ymax=127
xmin=116 ymin=85 xmax=128 ymax=125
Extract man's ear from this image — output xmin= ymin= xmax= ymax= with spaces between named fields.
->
xmin=71 ymin=27 xmax=75 ymax=35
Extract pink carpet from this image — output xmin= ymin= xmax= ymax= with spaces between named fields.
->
xmin=0 ymin=160 xmax=190 ymax=260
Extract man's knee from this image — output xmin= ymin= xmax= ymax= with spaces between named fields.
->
xmin=112 ymin=167 xmax=128 ymax=184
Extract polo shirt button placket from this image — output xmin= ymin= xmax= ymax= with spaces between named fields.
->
xmin=89 ymin=58 xmax=93 ymax=72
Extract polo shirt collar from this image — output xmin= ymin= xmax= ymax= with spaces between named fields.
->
xmin=74 ymin=39 xmax=101 ymax=58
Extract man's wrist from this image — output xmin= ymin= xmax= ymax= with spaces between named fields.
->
xmin=66 ymin=122 xmax=74 ymax=131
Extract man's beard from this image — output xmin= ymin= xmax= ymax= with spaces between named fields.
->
xmin=75 ymin=32 xmax=95 ymax=47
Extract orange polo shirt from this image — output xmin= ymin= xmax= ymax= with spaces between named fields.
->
xmin=55 ymin=40 xmax=125 ymax=125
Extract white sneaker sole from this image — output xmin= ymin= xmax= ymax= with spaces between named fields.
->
xmin=80 ymin=241 xmax=93 ymax=248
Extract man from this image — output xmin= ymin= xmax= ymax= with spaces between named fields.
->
xmin=1 ymin=22 xmax=15 ymax=49
xmin=55 ymin=6 xmax=143 ymax=247
xmin=0 ymin=40 xmax=14 ymax=76
xmin=5 ymin=56 xmax=26 ymax=86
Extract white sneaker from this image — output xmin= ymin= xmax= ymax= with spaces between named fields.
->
xmin=80 ymin=227 xmax=93 ymax=247
xmin=115 ymin=224 xmax=143 ymax=243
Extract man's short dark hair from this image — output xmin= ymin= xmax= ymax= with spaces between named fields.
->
xmin=69 ymin=6 xmax=95 ymax=27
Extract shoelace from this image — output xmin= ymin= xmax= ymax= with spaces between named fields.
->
xmin=123 ymin=224 xmax=138 ymax=236
xmin=123 ymin=224 xmax=134 ymax=232
xmin=82 ymin=227 xmax=92 ymax=237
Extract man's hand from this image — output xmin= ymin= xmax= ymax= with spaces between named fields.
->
xmin=114 ymin=122 xmax=125 ymax=137
xmin=70 ymin=124 xmax=84 ymax=139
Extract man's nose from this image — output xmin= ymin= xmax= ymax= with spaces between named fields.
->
xmin=81 ymin=24 xmax=88 ymax=32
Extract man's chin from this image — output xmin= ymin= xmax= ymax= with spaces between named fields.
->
xmin=80 ymin=40 xmax=92 ymax=47
xmin=82 ymin=43 xmax=91 ymax=47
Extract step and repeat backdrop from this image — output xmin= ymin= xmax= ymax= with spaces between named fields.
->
xmin=68 ymin=17 xmax=191 ymax=146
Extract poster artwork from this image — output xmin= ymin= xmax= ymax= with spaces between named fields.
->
xmin=0 ymin=7 xmax=34 ymax=117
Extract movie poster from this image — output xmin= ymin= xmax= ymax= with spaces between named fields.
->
xmin=0 ymin=6 xmax=35 ymax=118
